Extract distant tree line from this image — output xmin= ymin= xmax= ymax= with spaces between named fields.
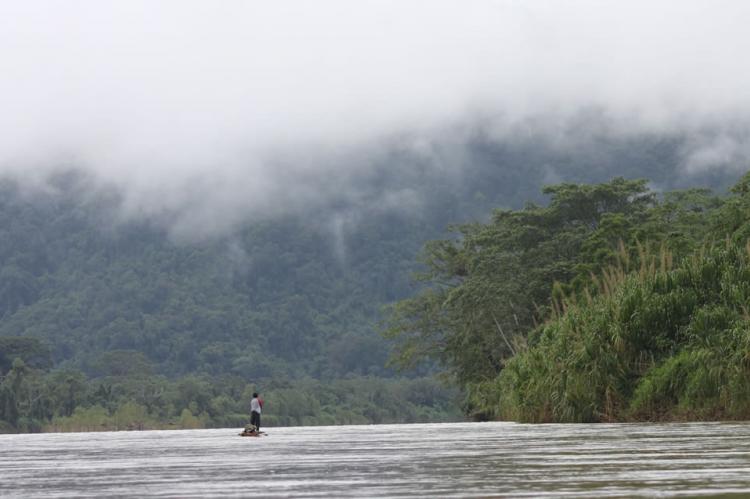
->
xmin=0 ymin=343 xmax=462 ymax=432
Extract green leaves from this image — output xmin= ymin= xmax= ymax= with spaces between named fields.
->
xmin=386 ymin=172 xmax=750 ymax=422
xmin=0 ymin=337 xmax=51 ymax=374
xmin=499 ymin=241 xmax=750 ymax=422
xmin=385 ymin=177 xmax=663 ymax=392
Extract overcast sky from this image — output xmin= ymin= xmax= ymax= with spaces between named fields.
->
xmin=2 ymin=1 xmax=749 ymax=233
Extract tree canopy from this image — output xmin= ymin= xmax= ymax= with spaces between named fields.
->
xmin=386 ymin=172 xmax=750 ymax=421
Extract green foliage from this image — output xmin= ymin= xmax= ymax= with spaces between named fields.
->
xmin=49 ymin=405 xmax=110 ymax=432
xmin=0 ymin=350 xmax=462 ymax=432
xmin=178 ymin=408 xmax=204 ymax=429
xmin=388 ymin=171 xmax=750 ymax=422
xmin=0 ymin=155 xmax=745 ymax=431
xmin=496 ymin=241 xmax=750 ymax=422
xmin=385 ymin=178 xmax=692 ymax=390
xmin=262 ymin=377 xmax=462 ymax=426
xmin=0 ymin=177 xmax=423 ymax=381
xmin=0 ymin=337 xmax=52 ymax=374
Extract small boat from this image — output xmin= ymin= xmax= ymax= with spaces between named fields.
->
xmin=239 ymin=430 xmax=265 ymax=437
xmin=239 ymin=424 xmax=266 ymax=437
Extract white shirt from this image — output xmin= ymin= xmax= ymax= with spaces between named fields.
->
xmin=251 ymin=398 xmax=262 ymax=414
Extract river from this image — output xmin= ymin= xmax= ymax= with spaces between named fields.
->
xmin=2 ymin=421 xmax=750 ymax=497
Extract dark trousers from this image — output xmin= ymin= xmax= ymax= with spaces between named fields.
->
xmin=250 ymin=410 xmax=261 ymax=431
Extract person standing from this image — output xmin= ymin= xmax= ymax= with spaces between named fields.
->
xmin=250 ymin=392 xmax=262 ymax=432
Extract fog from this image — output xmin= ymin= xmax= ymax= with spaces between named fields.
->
xmin=2 ymin=1 xmax=749 ymax=235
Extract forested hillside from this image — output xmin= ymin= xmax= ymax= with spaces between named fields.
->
xmin=0 ymin=175 xmax=413 ymax=379
xmin=0 ymin=135 xmax=744 ymax=432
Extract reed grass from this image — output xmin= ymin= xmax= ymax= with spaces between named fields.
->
xmin=492 ymin=240 xmax=750 ymax=422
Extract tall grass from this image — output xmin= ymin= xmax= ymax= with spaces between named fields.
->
xmin=492 ymin=241 xmax=750 ymax=422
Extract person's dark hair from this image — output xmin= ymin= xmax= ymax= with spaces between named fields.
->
xmin=253 ymin=393 xmax=258 ymax=398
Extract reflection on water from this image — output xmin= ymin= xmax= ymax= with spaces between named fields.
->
xmin=2 ymin=422 xmax=750 ymax=497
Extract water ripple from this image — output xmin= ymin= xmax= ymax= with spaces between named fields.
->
xmin=2 ymin=422 xmax=750 ymax=497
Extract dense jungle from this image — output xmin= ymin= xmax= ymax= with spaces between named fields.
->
xmin=0 ymin=135 xmax=746 ymax=431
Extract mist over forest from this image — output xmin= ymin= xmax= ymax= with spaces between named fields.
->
xmin=0 ymin=132 xmax=742 ymax=377
xmin=3 ymin=1 xmax=750 ymax=227
xmin=2 ymin=1 xmax=750 ymax=431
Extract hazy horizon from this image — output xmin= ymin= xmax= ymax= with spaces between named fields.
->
xmin=2 ymin=1 xmax=749 ymax=236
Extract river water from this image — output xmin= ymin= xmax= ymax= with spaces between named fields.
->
xmin=2 ymin=421 xmax=750 ymax=497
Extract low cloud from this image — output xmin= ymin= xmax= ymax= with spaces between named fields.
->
xmin=2 ymin=1 xmax=750 ymax=236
